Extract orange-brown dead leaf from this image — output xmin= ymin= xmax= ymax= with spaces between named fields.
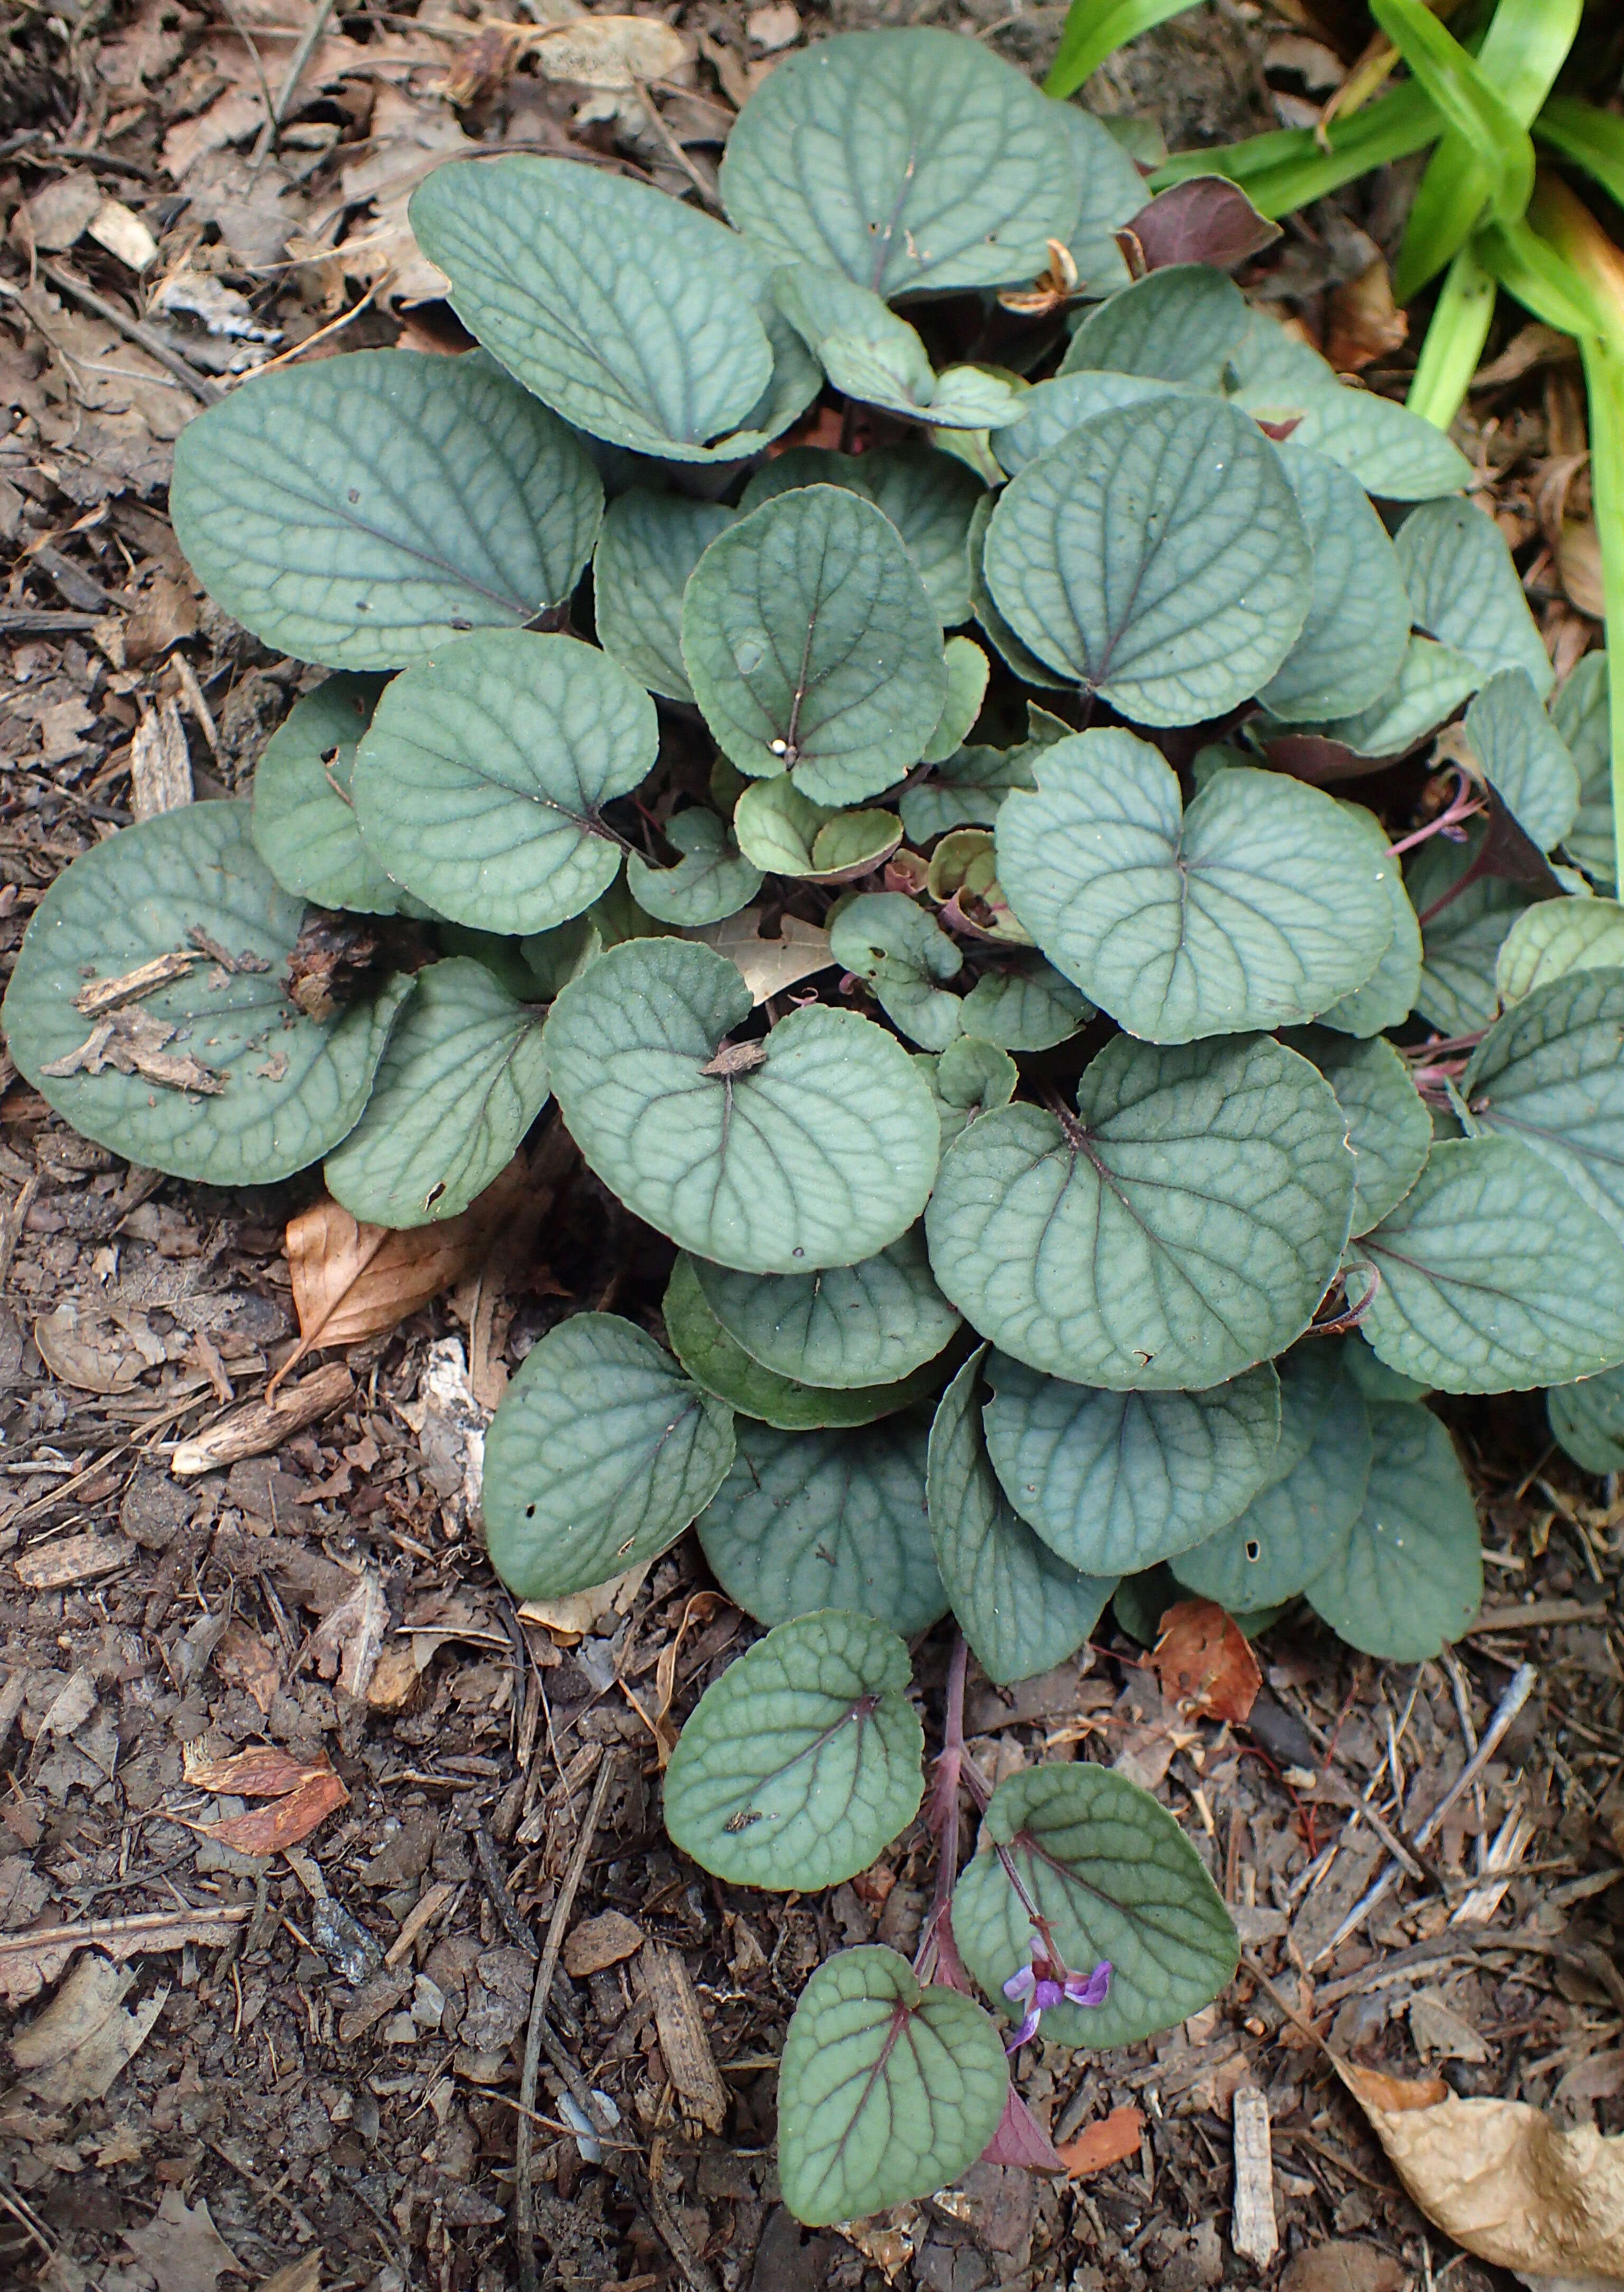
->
xmin=275 ymin=1156 xmax=528 ymax=1394
xmin=1326 ymin=257 xmax=1407 ymax=372
xmin=1145 ymin=1598 xmax=1261 ymax=1722
xmin=183 ymin=1742 xmax=322 ymax=1797
xmin=1056 ymin=2106 xmax=1145 ymax=2178
xmin=1338 ymin=2057 xmax=1624 ymax=2278
xmin=181 ymin=1744 xmax=348 ymax=1856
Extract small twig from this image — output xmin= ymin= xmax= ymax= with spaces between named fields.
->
xmin=215 ymin=0 xmax=277 ymax=141
xmin=516 ymin=1752 xmax=617 ymax=2292
xmin=629 ymin=78 xmax=724 ymax=212
xmin=475 ymin=1819 xmax=538 ymax=1957
xmin=35 ymin=262 xmax=222 ymax=405
xmin=248 ymin=276 xmax=385 ymax=374
xmin=249 ymin=0 xmax=340 ymax=171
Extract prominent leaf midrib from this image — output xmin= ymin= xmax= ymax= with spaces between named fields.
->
xmin=1475 ymin=1101 xmax=1624 ymax=1176
xmin=1013 ymin=1830 xmax=1220 ymax=1971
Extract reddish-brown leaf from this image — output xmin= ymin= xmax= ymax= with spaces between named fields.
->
xmin=188 ymin=1768 xmax=349 ymax=1856
xmin=980 ymin=2086 xmax=1065 ymax=2173
xmin=1056 ymin=2106 xmax=1145 ymax=2178
xmin=183 ymin=1743 xmax=324 ymax=1797
xmin=1116 ymin=177 xmax=1280 ymax=275
xmin=1145 ymin=1597 xmax=1261 ymax=1722
xmin=1327 ymin=257 xmax=1407 ymax=372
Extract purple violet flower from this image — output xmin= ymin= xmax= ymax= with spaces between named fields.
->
xmin=1002 ymin=1945 xmax=1111 ymax=2051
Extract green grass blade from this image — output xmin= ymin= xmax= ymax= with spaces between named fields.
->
xmin=1581 ymin=338 xmax=1624 ymax=898
xmin=1369 ymin=0 xmax=1535 ymax=225
xmin=1475 ymin=217 xmax=1611 ymax=340
xmin=1044 ymin=0 xmax=1198 ymax=100
xmin=1407 ymin=242 xmax=1498 ymax=431
xmin=1535 ymin=97 xmax=1624 ymax=211
xmin=1150 ymin=81 xmax=1442 ymax=218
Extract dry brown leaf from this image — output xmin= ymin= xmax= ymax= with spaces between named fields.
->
xmin=1056 ymin=2105 xmax=1145 ymax=2177
xmin=16 ymin=170 xmax=104 ymax=252
xmin=33 ymin=1305 xmax=145 ymax=1395
xmin=519 ymin=1556 xmax=653 ymax=1639
xmin=11 ymin=1956 xmax=168 ymax=2105
xmin=182 ymin=1743 xmax=349 ymax=1857
xmin=212 ymin=1621 xmax=280 ymax=1715
xmin=528 ymin=14 xmax=692 ymax=88
xmin=312 ymin=83 xmax=473 ymax=306
xmin=278 ymin=1157 xmax=527 ymax=1392
xmin=1145 ymin=1597 xmax=1261 ymax=1722
xmin=1279 ymin=2243 xmax=1407 ymax=2292
xmin=305 ymin=1567 xmax=389 ymax=1702
xmin=1339 ymin=2058 xmax=1624 ymax=2280
xmin=183 ymin=1742 xmax=321 ymax=1796
xmin=121 ymin=2187 xmax=245 ymax=2291
xmin=686 ymin=908 xmax=835 ymax=1004
xmin=1557 ymin=520 xmax=1605 ymax=619
xmin=260 ymin=2260 xmax=322 ymax=2292
xmin=1327 ymin=257 xmax=1407 ymax=372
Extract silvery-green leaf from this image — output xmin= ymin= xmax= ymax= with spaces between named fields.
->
xmin=1288 ymin=1028 xmax=1429 ymax=1236
xmin=992 ymin=372 xmax=1180 ymax=478
xmin=350 ymin=631 xmax=653 ymax=934
xmin=958 ymin=954 xmax=1092 ymax=1052
xmin=719 ymin=28 xmax=1076 ymax=297
xmin=697 ymin=1414 xmax=945 ymax=1632
xmin=1548 ymin=1365 xmax=1624 ymax=1475
xmin=983 ymin=1352 xmax=1281 ymax=1576
xmin=1395 ymin=497 xmax=1554 ymax=696
xmin=481 ymin=1312 xmax=734 ymax=1598
xmin=1317 ymin=801 xmax=1421 ymax=1038
xmin=1303 ymin=1402 xmax=1482 ymax=1659
xmin=771 ymin=265 xmax=1024 ymax=428
xmin=1463 ymin=969 xmax=1624 ymax=1242
xmin=1497 ymin=898 xmax=1624 ymax=1003
xmin=681 ymin=485 xmax=947 ymax=805
xmin=696 ymin=1226 xmax=959 ymax=1391
xmin=324 ymin=958 xmax=547 ymax=1226
xmin=1550 ymin=652 xmax=1614 ymax=890
xmin=1342 ymin=1339 xmax=1431 ymax=1403
xmin=924 ymin=640 xmax=989 ymax=766
xmin=920 ymin=1038 xmax=1018 ymax=1149
xmin=626 ymin=810 xmax=762 ymax=928
xmin=1173 ymin=1348 xmax=1371 ymax=1611
xmin=543 ymin=937 xmax=938 ymax=1271
xmin=593 ymin=490 xmax=734 ymax=703
xmin=1259 ymin=445 xmax=1413 ymax=722
xmin=1308 ymin=636 xmax=1482 ymax=758
xmin=732 ymin=779 xmax=900 ymax=883
xmin=521 ymin=913 xmax=604 ymax=998
xmin=2 ymin=802 xmax=408 ymax=1186
xmin=662 ymin=1610 xmax=925 ymax=1890
xmin=777 ymin=1949 xmax=1007 ymax=2229
xmin=982 ymin=399 xmax=1311 ymax=724
xmin=1357 ymin=1134 xmax=1624 ymax=1391
xmin=952 ymin=1764 xmax=1238 ymax=2049
xmin=1462 ymin=671 xmax=1579 ymax=852
xmin=1244 ymin=383 xmax=1473 ymax=498
xmin=1229 ymin=307 xmax=1335 ymax=400
xmin=995 ymin=730 xmax=1391 ymax=1042
xmin=899 ymin=744 xmax=1040 ymax=843
xmin=1408 ymin=829 xmax=1530 ymax=1036
xmin=925 ymin=830 xmax=1028 ymax=946
xmin=169 ymin=349 xmax=602 ymax=670
xmin=1112 ymin=1565 xmax=1179 ymax=1648
xmin=410 ymin=158 xmax=817 ymax=462
xmin=925 ymin=1033 xmax=1353 ymax=1391
xmin=1056 ymin=101 xmax=1148 ymax=294
xmin=663 ymin=1253 xmax=938 ymax=1429
xmin=928 ymin=1352 xmax=1113 ymax=1684
xmin=250 ymin=673 xmax=409 ymax=916
xmin=966 ymin=495 xmax=1066 ymax=690
xmin=829 ymin=893 xmax=964 ymax=1053
xmin=1061 ymin=265 xmax=1249 ymax=391
xmin=742 ymin=444 xmax=983 ymax=628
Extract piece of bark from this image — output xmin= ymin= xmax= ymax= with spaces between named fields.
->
xmin=14 ymin=1533 xmax=135 ymax=1590
xmin=642 ymin=1942 xmax=727 ymax=2134
xmin=565 ymin=1910 xmax=644 ymax=1979
xmin=170 ymin=1362 xmax=353 ymax=1476
xmin=1231 ymin=2086 xmax=1278 ymax=2266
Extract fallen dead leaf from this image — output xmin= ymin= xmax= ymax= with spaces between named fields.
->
xmin=529 ymin=14 xmax=693 ymax=88
xmin=686 ymin=908 xmax=835 ymax=1004
xmin=1327 ymin=256 xmax=1407 ymax=372
xmin=1279 ymin=2243 xmax=1407 ymax=2292
xmin=276 ymin=1157 xmax=528 ymax=1393
xmin=211 ymin=1621 xmax=280 ymax=1715
xmin=565 ymin=1910 xmax=645 ymax=1979
xmin=33 ymin=1304 xmax=145 ymax=1395
xmin=11 ymin=1955 xmax=168 ymax=2105
xmin=1340 ymin=2057 xmax=1624 ymax=2280
xmin=305 ymin=1567 xmax=389 ymax=1702
xmin=181 ymin=1743 xmax=348 ymax=1856
xmin=14 ymin=1532 xmax=135 ymax=1592
xmin=121 ymin=2187 xmax=245 ymax=2291
xmin=260 ymin=2260 xmax=322 ymax=2292
xmin=1145 ymin=1597 xmax=1261 ymax=1723
xmin=1056 ymin=2105 xmax=1145 ymax=2178
xmin=519 ymin=1556 xmax=653 ymax=1639
xmin=15 ymin=170 xmax=104 ymax=253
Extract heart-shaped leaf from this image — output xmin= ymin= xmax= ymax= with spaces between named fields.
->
xmin=1408 ymin=826 xmax=1530 ymax=1037
xmin=1395 ymin=497 xmax=1554 ymax=696
xmin=663 ymin=1254 xmax=942 ymax=1429
xmin=741 ymin=444 xmax=984 ymax=628
xmin=952 ymin=1764 xmax=1239 ymax=2048
xmin=996 ymin=731 xmax=1392 ymax=1041
xmin=170 ymin=350 xmax=602 ymax=669
xmin=1259 ymin=445 xmax=1413 ymax=722
xmin=732 ymin=779 xmax=901 ymax=883
xmin=1548 ymin=1364 xmax=1624 ymax=1475
xmin=983 ymin=1353 xmax=1282 ymax=1577
xmin=1173 ymin=1346 xmax=1373 ymax=1611
xmin=1463 ymin=969 xmax=1624 ymax=1242
xmin=323 ymin=958 xmax=548 ymax=1227
xmin=1550 ymin=652 xmax=1614 ymax=890
xmin=966 ymin=495 xmax=1066 ymax=691
xmin=1497 ymin=898 xmax=1624 ymax=1003
xmin=626 ymin=810 xmax=763 ymax=928
xmin=992 ymin=372 xmax=1182 ymax=478
xmin=1303 ymin=636 xmax=1483 ymax=759
xmin=482 ymin=1311 xmax=734 ymax=1599
xmin=695 ymin=1226 xmax=960 ymax=1391
xmin=681 ymin=485 xmax=947 ymax=805
xmin=1290 ymin=1029 xmax=1430 ymax=1235
xmin=776 ymin=1948 xmax=1008 ymax=2228
xmin=928 ymin=1352 xmax=1115 ymax=1684
xmin=958 ymin=955 xmax=1092 ymax=1052
xmin=593 ymin=491 xmax=735 ymax=703
xmin=350 ymin=631 xmax=655 ymax=934
xmin=410 ymin=158 xmax=817 ymax=461
xmin=772 ymin=265 xmax=1027 ymax=429
xmin=696 ymin=1415 xmax=946 ymax=1633
xmin=982 ymin=399 xmax=1311 ymax=724
xmin=1055 ymin=100 xmax=1150 ymax=293
xmin=830 ymin=893 xmax=965 ymax=1052
xmin=1357 ymin=1135 xmax=1624 ymax=1391
xmin=925 ymin=1033 xmax=1354 ymax=1390
xmin=542 ymin=938 xmax=938 ymax=1271
xmin=1316 ymin=801 xmax=1423 ymax=1038
xmin=899 ymin=743 xmax=1039 ymax=843
xmin=3 ymin=803 xmax=408 ymax=1186
xmin=1303 ymin=1400 xmax=1481 ymax=1658
xmin=719 ymin=28 xmax=1076 ymax=298
xmin=920 ymin=1037 xmax=1018 ymax=1149
xmin=1462 ymin=671 xmax=1580 ymax=853
xmin=662 ymin=1610 xmax=924 ymax=1890
xmin=1243 ymin=383 xmax=1473 ymax=498
xmin=1061 ymin=265 xmax=1250 ymax=390
xmin=924 ymin=640 xmax=991 ymax=765
xmin=251 ymin=675 xmax=409 ymax=914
